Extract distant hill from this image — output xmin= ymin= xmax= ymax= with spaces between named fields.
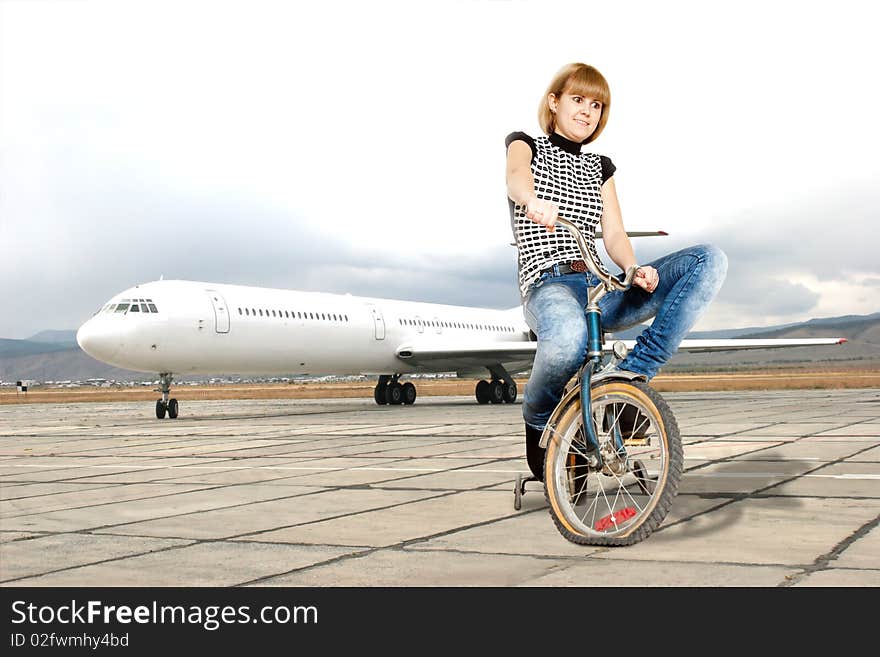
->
xmin=664 ymin=312 xmax=880 ymax=372
xmin=2 ymin=311 xmax=878 ymax=384
xmin=28 ymin=330 xmax=79 ymax=345
xmin=0 ymin=330 xmax=79 ymax=359
xmin=0 ymin=348 xmax=155 ymax=384
xmin=0 ymin=339 xmax=76 ymax=358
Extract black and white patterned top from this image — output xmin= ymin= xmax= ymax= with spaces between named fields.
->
xmin=506 ymin=131 xmax=616 ymax=299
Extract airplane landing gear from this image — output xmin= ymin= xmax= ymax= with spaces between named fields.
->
xmin=475 ymin=372 xmax=517 ymax=405
xmin=374 ymin=375 xmax=390 ymax=405
xmin=155 ymin=372 xmax=179 ymax=419
xmin=374 ymin=375 xmax=417 ymax=406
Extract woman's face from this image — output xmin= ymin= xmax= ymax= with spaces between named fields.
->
xmin=549 ymin=91 xmax=603 ymax=143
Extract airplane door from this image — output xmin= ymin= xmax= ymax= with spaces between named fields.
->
xmin=368 ymin=305 xmax=385 ymax=340
xmin=206 ymin=290 xmax=230 ymax=333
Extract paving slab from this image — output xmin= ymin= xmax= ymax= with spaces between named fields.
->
xmin=0 ymin=533 xmax=193 ymax=582
xmin=793 ymin=569 xmax=880 ymax=586
xmin=521 ymin=559 xmax=798 ymax=587
xmin=242 ymin=490 xmax=515 ymax=547
xmin=93 ymin=486 xmax=437 ymax=540
xmin=0 ymin=482 xmax=213 ymax=517
xmin=833 ymin=526 xmax=880 ymax=569
xmin=259 ymin=549 xmax=570 ymax=587
xmin=0 ymin=483 xmax=317 ymax=533
xmin=10 ymin=542 xmax=367 ymax=587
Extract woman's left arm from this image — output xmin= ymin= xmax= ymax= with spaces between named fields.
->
xmin=600 ymin=178 xmax=659 ymax=293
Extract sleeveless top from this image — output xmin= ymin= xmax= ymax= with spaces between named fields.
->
xmin=506 ymin=131 xmax=616 ymax=299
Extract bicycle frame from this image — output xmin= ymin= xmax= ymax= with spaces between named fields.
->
xmin=541 ymin=217 xmax=639 ymax=470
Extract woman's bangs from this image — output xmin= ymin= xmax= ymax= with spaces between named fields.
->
xmin=563 ymin=69 xmax=610 ymax=105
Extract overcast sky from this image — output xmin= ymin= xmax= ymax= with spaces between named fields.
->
xmin=1 ymin=0 xmax=878 ymax=339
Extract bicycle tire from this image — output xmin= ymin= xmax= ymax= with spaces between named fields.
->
xmin=543 ymin=379 xmax=682 ymax=546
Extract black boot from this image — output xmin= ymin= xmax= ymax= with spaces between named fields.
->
xmin=525 ymin=424 xmax=545 ymax=481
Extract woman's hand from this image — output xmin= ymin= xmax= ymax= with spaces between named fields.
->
xmin=525 ymin=194 xmax=560 ymax=231
xmin=633 ymin=265 xmax=659 ymax=293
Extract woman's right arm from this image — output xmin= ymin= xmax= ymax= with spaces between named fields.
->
xmin=506 ymin=141 xmax=559 ymax=231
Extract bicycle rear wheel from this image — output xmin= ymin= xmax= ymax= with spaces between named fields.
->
xmin=544 ymin=380 xmax=682 ymax=546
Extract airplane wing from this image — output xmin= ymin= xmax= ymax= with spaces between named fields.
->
xmin=674 ymin=338 xmax=847 ymax=352
xmin=597 ymin=230 xmax=668 ymax=238
xmin=395 ymin=337 xmax=847 ymax=369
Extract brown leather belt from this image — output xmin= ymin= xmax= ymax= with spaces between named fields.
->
xmin=541 ymin=260 xmax=588 ymax=276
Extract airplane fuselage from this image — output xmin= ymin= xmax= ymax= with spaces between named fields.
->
xmin=76 ymin=280 xmax=532 ymax=376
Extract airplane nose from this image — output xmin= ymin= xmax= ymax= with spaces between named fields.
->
xmin=77 ymin=317 xmax=121 ymax=362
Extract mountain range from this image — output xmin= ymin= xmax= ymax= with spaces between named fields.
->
xmin=2 ymin=312 xmax=878 ymax=384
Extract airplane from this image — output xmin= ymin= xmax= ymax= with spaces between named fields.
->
xmin=75 ymin=275 xmax=847 ymax=419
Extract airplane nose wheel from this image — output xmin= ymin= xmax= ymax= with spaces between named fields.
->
xmin=155 ymin=398 xmax=179 ymax=419
xmin=155 ymin=372 xmax=178 ymax=419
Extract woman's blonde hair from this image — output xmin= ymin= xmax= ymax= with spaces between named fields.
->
xmin=538 ymin=63 xmax=610 ymax=144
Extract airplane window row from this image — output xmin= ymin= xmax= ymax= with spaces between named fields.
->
xmin=103 ymin=298 xmax=159 ymax=314
xmin=398 ymin=318 xmax=514 ymax=333
xmin=237 ymin=307 xmax=349 ymax=322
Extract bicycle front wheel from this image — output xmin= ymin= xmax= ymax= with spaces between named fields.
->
xmin=544 ymin=380 xmax=682 ymax=546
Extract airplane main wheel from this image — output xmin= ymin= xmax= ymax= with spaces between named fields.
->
xmin=167 ymin=398 xmax=179 ymax=419
xmin=502 ymin=380 xmax=517 ymax=403
xmin=156 ymin=400 xmax=167 ymax=419
xmin=402 ymin=382 xmax=417 ymax=405
xmin=374 ymin=382 xmax=388 ymax=405
xmin=386 ymin=382 xmax=404 ymax=405
xmin=489 ymin=380 xmax=505 ymax=404
xmin=475 ymin=380 xmax=490 ymax=404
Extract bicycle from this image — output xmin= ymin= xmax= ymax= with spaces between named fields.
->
xmin=513 ymin=217 xmax=682 ymax=546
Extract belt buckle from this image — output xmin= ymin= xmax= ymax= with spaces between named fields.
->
xmin=570 ymin=260 xmax=588 ymax=273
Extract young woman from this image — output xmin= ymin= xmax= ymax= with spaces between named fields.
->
xmin=506 ymin=62 xmax=727 ymax=481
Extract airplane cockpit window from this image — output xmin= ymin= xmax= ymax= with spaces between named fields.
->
xmin=104 ymin=298 xmax=161 ymax=315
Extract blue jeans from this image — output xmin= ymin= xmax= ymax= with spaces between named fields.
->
xmin=522 ymin=244 xmax=727 ymax=430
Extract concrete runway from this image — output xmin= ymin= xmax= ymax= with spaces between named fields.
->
xmin=1 ymin=389 xmax=878 ymax=587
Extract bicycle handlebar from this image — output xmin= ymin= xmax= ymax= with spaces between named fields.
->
xmin=553 ymin=217 xmax=639 ymax=292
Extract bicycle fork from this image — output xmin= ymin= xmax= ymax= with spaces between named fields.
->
xmin=579 ymin=304 xmax=627 ymax=471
